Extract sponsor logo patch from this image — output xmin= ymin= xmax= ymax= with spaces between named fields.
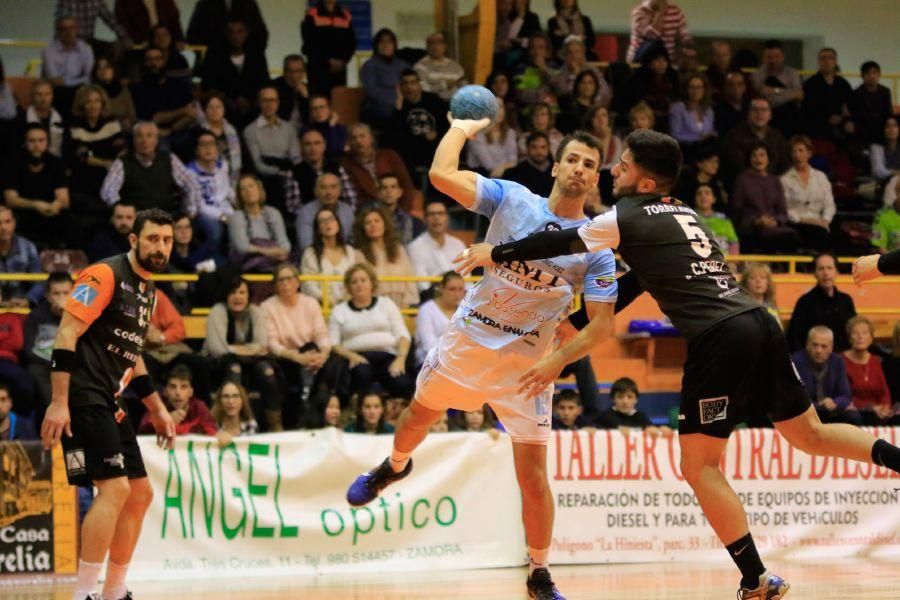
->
xmin=103 ymin=453 xmax=126 ymax=470
xmin=65 ymin=449 xmax=86 ymax=477
xmin=595 ymin=276 xmax=615 ymax=288
xmin=71 ymin=284 xmax=98 ymax=307
xmin=544 ymin=222 xmax=562 ymax=232
xmin=699 ymin=396 xmax=729 ymax=425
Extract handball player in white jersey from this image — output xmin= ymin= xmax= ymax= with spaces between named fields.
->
xmin=346 ymin=119 xmax=618 ymax=599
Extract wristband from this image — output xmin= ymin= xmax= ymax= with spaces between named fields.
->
xmin=50 ymin=348 xmax=77 ymax=372
xmin=130 ymin=374 xmax=156 ymax=399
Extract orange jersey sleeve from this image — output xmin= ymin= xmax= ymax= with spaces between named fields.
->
xmin=64 ymin=263 xmax=116 ymax=326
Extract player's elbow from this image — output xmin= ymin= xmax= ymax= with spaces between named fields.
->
xmin=428 ymin=167 xmax=453 ymax=192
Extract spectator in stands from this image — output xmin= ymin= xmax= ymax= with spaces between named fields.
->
xmin=383 ymin=396 xmax=408 ymax=430
xmin=228 ymin=174 xmax=291 ymax=271
xmin=740 ymin=263 xmax=780 ymax=324
xmin=781 ymin=134 xmax=835 ymax=252
xmin=885 ymin=322 xmax=900 ymax=412
xmin=91 ymin=56 xmax=136 ymax=129
xmin=353 ymin=206 xmax=419 ymax=309
xmin=792 ymin=325 xmax=860 ymax=425
xmin=843 ymin=316 xmax=897 ymax=425
xmin=100 ymin=121 xmax=200 ymax=214
xmin=140 ymin=366 xmax=218 ymax=436
xmin=143 ymin=288 xmax=188 ymax=380
xmin=694 ymin=184 xmax=739 ymax=255
xmin=558 ymin=71 xmax=605 ymax=134
xmin=884 ymin=175 xmax=900 ymax=208
xmin=547 ymin=0 xmax=595 ymax=58
xmin=375 ymin=174 xmax=425 ymax=246
xmin=187 ymin=0 xmax=268 ymax=53
xmin=0 ymin=297 xmax=33 ymax=416
xmin=211 ymin=381 xmax=258 ymax=446
xmin=272 ymin=54 xmax=309 ymax=132
xmin=486 ymin=70 xmax=520 ymax=130
xmin=731 ymin=142 xmax=799 ymax=253
xmin=301 ymin=0 xmax=356 ymax=95
xmin=329 ymin=263 xmax=414 ymax=400
xmin=168 ymin=213 xmax=218 ymax=279
xmin=705 ymin=41 xmax=733 ymax=98
xmin=550 ymin=37 xmax=609 ymax=107
xmin=198 ymin=19 xmax=270 ymax=125
xmin=3 ymin=124 xmax=71 ymax=249
xmin=197 ymin=92 xmax=241 ymax=187
xmin=675 ymin=143 xmax=727 ymax=212
xmin=429 ymin=411 xmax=450 ymax=433
xmin=415 ymin=271 xmax=465 ymax=365
xmin=802 ymin=47 xmax=854 ymax=142
xmin=300 ymin=206 xmax=363 ymax=304
xmin=414 ymin=32 xmax=466 ymax=101
xmin=303 ymin=391 xmax=343 ymax=429
xmin=408 ymin=201 xmax=465 ymax=294
xmin=721 ymin=98 xmax=790 ymax=188
xmin=288 ymin=129 xmax=355 ymax=213
xmin=114 ymin=0 xmax=183 ymax=46
xmin=130 ymin=47 xmax=194 ymax=134
xmin=16 ymin=79 xmax=64 ymax=157
xmin=621 ymin=44 xmax=679 ymax=132
xmin=55 ymin=0 xmax=131 ymax=50
xmin=596 ymin=377 xmax=669 ymax=436
xmin=262 ymin=262 xmax=333 ymax=428
xmin=872 ymin=180 xmax=900 ymax=253
xmin=23 ymin=271 xmax=71 ymax=415
xmin=0 ymin=383 xmax=36 ymax=440
xmin=850 ymin=61 xmax=894 ymax=146
xmin=296 ymin=172 xmax=355 ymax=250
xmin=42 ymin=16 xmax=94 ymax=120
xmin=552 ymin=389 xmax=587 ymax=430
xmin=750 ymin=39 xmax=803 ymax=137
xmin=787 ymin=252 xmax=857 ymax=352
xmin=147 ymin=24 xmax=190 ymax=81
xmin=493 ymin=0 xmax=542 ymax=70
xmin=306 ymin=94 xmax=348 ymax=162
xmin=512 ymin=32 xmax=556 ymax=110
xmin=668 ymin=73 xmax=715 ymax=148
xmin=344 ymin=392 xmax=394 ymax=434
xmin=452 ymin=404 xmax=500 ymax=437
xmin=187 ymin=129 xmax=235 ymax=252
xmin=342 ymin=123 xmax=417 ymax=210
xmin=870 ymin=116 xmax=900 ymax=183
xmin=87 ymin=200 xmax=134 ymax=261
xmin=517 ymin=102 xmax=563 ymax=158
xmin=360 ymin=28 xmax=410 ymax=129
xmin=583 ymin=104 xmax=623 ymax=173
xmin=502 ymin=132 xmax=554 ymax=198
xmin=467 ymin=100 xmax=518 ymax=178
xmin=713 ymin=70 xmax=748 ymax=137
xmin=203 ymin=277 xmax=281 ymax=426
xmin=0 ymin=58 xmax=17 ymax=152
xmin=0 ymin=207 xmax=40 ymax=306
xmin=390 ymin=69 xmax=450 ymax=175
xmin=626 ymin=0 xmax=691 ymax=64
xmin=242 ymin=86 xmax=300 ymax=213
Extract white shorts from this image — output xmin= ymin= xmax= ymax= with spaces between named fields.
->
xmin=415 ymin=323 xmax=554 ymax=445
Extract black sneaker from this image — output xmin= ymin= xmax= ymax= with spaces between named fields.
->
xmin=346 ymin=457 xmax=413 ymax=506
xmin=526 ymin=567 xmax=566 ymax=600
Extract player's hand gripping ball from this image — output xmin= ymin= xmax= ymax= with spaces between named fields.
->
xmin=450 ymin=85 xmax=499 ymax=123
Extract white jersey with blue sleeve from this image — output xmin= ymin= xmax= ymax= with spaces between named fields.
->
xmin=453 ymin=175 xmax=618 ymax=357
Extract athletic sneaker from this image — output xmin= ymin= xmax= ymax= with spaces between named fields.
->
xmin=346 ymin=457 xmax=413 ymax=506
xmin=738 ymin=571 xmax=790 ymax=599
xmin=526 ymin=567 xmax=566 ymax=600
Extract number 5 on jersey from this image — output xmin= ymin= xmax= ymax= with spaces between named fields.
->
xmin=674 ymin=215 xmax=713 ymax=258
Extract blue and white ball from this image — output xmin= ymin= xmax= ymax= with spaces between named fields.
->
xmin=449 ymin=85 xmax=499 ymax=123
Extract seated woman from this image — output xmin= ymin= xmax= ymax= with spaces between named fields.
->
xmin=843 ymin=316 xmax=898 ymax=425
xmin=91 ymin=57 xmax=136 ymax=129
xmin=628 ymin=101 xmax=655 ymax=133
xmin=450 ymin=403 xmax=500 ymax=438
xmin=739 ymin=263 xmax=780 ymax=326
xmin=203 ymin=276 xmax=283 ymax=430
xmin=620 ymin=45 xmax=678 ymax=132
xmin=485 ymin=70 xmax=519 ymax=130
xmin=668 ymin=73 xmax=716 ymax=151
xmin=870 ymin=116 xmax=900 ymax=183
xmin=344 ymin=391 xmax=395 ymax=434
xmin=211 ymin=380 xmax=259 ymax=447
xmin=674 ymin=143 xmax=728 ymax=213
xmin=352 ymin=205 xmax=419 ymax=309
xmin=329 ymin=263 xmax=414 ymax=400
xmin=197 ymin=92 xmax=242 ymax=187
xmin=360 ymin=28 xmax=410 ymax=129
xmin=415 ymin=271 xmax=466 ymax=366
xmin=780 ymin=134 xmax=835 ymax=252
xmin=731 ymin=142 xmax=800 ymax=253
xmin=228 ymin=174 xmax=291 ymax=273
xmin=558 ymin=70 xmax=604 ymax=133
xmin=582 ymin=104 xmax=623 ymax=201
xmin=693 ymin=184 xmax=740 ymax=255
xmin=303 ymin=391 xmax=344 ymax=429
xmin=517 ymin=102 xmax=564 ymax=158
xmin=300 ymin=206 xmax=364 ymax=304
xmin=466 ymin=99 xmax=519 ymax=178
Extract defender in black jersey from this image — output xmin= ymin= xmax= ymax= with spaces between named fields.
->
xmin=455 ymin=130 xmax=900 ymax=600
xmin=41 ymin=209 xmax=176 ymax=600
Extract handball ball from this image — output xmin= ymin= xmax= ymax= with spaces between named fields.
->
xmin=450 ymin=85 xmax=499 ymax=123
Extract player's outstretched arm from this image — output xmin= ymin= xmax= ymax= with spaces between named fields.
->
xmin=42 ymin=312 xmax=91 ymax=449
xmin=853 ymin=249 xmax=900 ymax=284
xmin=428 ymin=116 xmax=491 ymax=209
xmin=134 ymin=355 xmax=176 ymax=449
xmin=453 ymin=227 xmax=587 ymax=275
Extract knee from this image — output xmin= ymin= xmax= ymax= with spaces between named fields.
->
xmin=127 ymin=479 xmax=154 ymax=511
xmin=516 ymin=465 xmax=550 ymax=497
xmin=98 ymin=477 xmax=132 ymax=507
xmin=679 ymin=454 xmax=711 ymax=485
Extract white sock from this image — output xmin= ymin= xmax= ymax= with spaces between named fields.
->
xmin=73 ymin=559 xmax=104 ymax=600
xmin=528 ymin=546 xmax=550 ymax=575
xmin=101 ymin=561 xmax=130 ymax=600
xmin=390 ymin=449 xmax=411 ymax=473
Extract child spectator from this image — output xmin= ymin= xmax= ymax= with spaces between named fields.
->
xmin=304 ymin=391 xmax=345 ymax=429
xmin=0 ymin=384 xmax=36 ymax=440
xmin=429 ymin=410 xmax=449 ymax=433
xmin=694 ymin=184 xmax=739 ymax=255
xmin=451 ymin=404 xmax=500 ymax=439
xmin=140 ymin=366 xmax=218 ymax=436
xmin=211 ymin=380 xmax=258 ymax=447
xmin=552 ymin=389 xmax=586 ymax=430
xmin=344 ymin=391 xmax=394 ymax=434
xmin=872 ymin=181 xmax=900 ymax=253
xmin=24 ymin=271 xmax=72 ymax=416
xmin=384 ymin=396 xmax=409 ymax=429
xmin=596 ymin=377 xmax=671 ymax=436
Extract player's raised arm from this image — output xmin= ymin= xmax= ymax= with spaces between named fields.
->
xmin=428 ymin=116 xmax=491 ymax=209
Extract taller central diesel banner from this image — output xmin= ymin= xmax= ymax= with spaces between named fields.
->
xmin=130 ymin=428 xmax=900 ymax=581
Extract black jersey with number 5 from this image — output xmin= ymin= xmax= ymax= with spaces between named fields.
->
xmin=578 ymin=194 xmax=760 ymax=341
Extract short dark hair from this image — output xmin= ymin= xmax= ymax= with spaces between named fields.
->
xmin=745 ymin=140 xmax=769 ymax=167
xmin=113 ymin=200 xmax=136 ymax=211
xmin=46 ymin=271 xmax=73 ymax=288
xmin=224 ymin=275 xmax=248 ymax=301
xmin=0 ymin=382 xmax=8 ymax=396
xmin=818 ymin=47 xmax=837 ymax=57
xmin=132 ymin=208 xmax=174 ymax=236
xmin=861 ymin=60 xmax=880 ymax=75
xmin=400 ymin=68 xmax=419 ymax=80
xmin=526 ymin=131 xmax=550 ymax=147
xmin=171 ymin=211 xmax=192 ymax=225
xmin=554 ymin=131 xmax=604 ymax=171
xmin=424 ymin=198 xmax=448 ymax=212
xmin=611 ymin=377 xmax=639 ymax=399
xmin=378 ymin=173 xmax=401 ymax=186
xmin=814 ymin=251 xmax=837 ymax=269
xmin=555 ymin=389 xmax=582 ymax=406
xmin=283 ymin=54 xmax=304 ymax=69
xmin=764 ymin=39 xmax=784 ymax=50
xmin=165 ymin=364 xmax=193 ymax=385
xmin=194 ymin=128 xmax=216 ymax=147
xmin=309 ymin=93 xmax=330 ymax=105
xmin=23 ymin=123 xmax=49 ymax=138
xmin=440 ymin=270 xmax=464 ymax=287
xmin=693 ymin=140 xmax=719 ymax=163
xmin=624 ymin=129 xmax=683 ymax=187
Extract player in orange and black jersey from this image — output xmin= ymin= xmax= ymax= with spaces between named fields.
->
xmin=41 ymin=209 xmax=176 ymax=600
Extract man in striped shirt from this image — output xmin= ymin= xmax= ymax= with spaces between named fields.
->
xmin=626 ymin=0 xmax=692 ymax=63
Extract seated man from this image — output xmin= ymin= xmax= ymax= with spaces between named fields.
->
xmin=801 ymin=47 xmax=853 ymax=142
xmin=714 ymin=70 xmax=749 ymax=137
xmin=721 ymin=98 xmax=790 ymax=190
xmin=2 ymin=124 xmax=71 ymax=248
xmin=0 ymin=383 xmax=36 ymax=440
xmin=306 ymin=94 xmax=348 ymax=162
xmin=750 ymin=39 xmax=804 ymax=137
xmin=242 ymin=86 xmax=300 ymax=213
xmin=407 ymin=200 xmax=466 ymax=292
xmin=850 ymin=61 xmax=894 ymax=146
xmin=100 ymin=121 xmax=200 ymax=215
xmin=130 ymin=47 xmax=195 ymax=137
xmin=14 ymin=79 xmax=65 ymax=157
xmin=0 ymin=207 xmax=42 ymax=307
xmin=388 ymin=69 xmax=449 ymax=176
xmin=139 ymin=365 xmax=217 ymax=436
xmin=414 ymin=32 xmax=467 ymax=101
xmin=342 ymin=123 xmax=417 ymax=211
xmin=791 ymin=325 xmax=860 ymax=425
xmin=41 ymin=16 xmax=94 ymax=120
xmin=295 ymin=173 xmax=355 ymax=250
xmin=786 ymin=253 xmax=857 ymax=353
xmin=23 ymin=271 xmax=72 ymax=417
xmin=375 ymin=173 xmax=424 ymax=245
xmin=501 ymin=132 xmax=554 ymax=198
xmin=272 ymin=54 xmax=309 ymax=131
xmin=87 ymin=201 xmax=136 ymax=262
xmin=286 ymin=128 xmax=356 ymax=214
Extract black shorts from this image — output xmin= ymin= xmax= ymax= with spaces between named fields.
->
xmin=679 ymin=308 xmax=811 ymax=438
xmin=61 ymin=404 xmax=147 ymax=487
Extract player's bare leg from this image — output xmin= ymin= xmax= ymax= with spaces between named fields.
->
xmin=102 ymin=477 xmax=154 ymax=600
xmin=74 ymin=477 xmax=132 ymax=600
